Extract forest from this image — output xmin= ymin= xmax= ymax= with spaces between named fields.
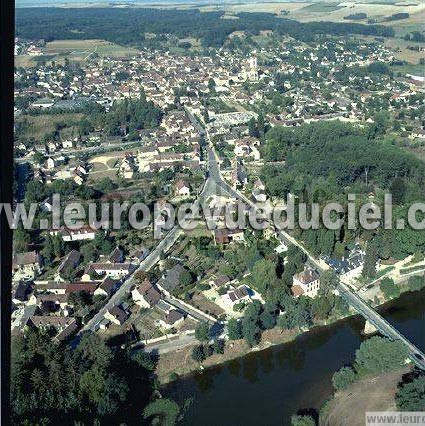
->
xmin=15 ymin=8 xmax=395 ymax=49
xmin=11 ymin=329 xmax=187 ymax=424
xmin=261 ymin=121 xmax=425 ymax=263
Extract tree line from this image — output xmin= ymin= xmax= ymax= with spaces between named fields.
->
xmin=16 ymin=8 xmax=394 ymax=49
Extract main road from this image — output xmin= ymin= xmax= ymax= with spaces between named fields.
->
xmin=79 ymin=130 xmax=224 ymax=335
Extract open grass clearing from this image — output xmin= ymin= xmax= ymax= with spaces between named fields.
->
xmin=16 ymin=112 xmax=83 ymax=140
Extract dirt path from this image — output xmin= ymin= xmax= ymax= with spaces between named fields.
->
xmin=320 ymin=367 xmax=410 ymax=426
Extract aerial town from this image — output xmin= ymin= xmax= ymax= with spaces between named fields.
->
xmin=9 ymin=5 xmax=425 ymax=424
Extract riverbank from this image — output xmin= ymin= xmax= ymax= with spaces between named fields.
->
xmin=156 ymin=327 xmax=302 ymax=384
xmin=155 ymin=276 xmax=424 ymax=385
xmin=319 ymin=367 xmax=410 ymax=426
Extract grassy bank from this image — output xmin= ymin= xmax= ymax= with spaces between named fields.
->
xmin=319 ymin=366 xmax=410 ymax=426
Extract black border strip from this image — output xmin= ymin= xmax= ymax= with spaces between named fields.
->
xmin=1 ymin=0 xmax=15 ymax=422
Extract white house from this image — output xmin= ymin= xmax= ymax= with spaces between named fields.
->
xmin=292 ymin=268 xmax=320 ymax=298
xmin=175 ymin=179 xmax=191 ymax=197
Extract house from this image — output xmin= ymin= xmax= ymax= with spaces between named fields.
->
xmin=157 ymin=264 xmax=186 ymax=297
xmin=253 ymin=178 xmax=266 ymax=191
xmin=209 ymin=274 xmax=230 ymax=289
xmin=119 ymin=154 xmax=138 ymax=179
xmin=130 ymin=247 xmax=150 ymax=262
xmin=109 ymin=247 xmax=124 ymax=264
xmin=175 ymin=179 xmax=191 ymax=197
xmin=232 ymin=162 xmax=248 ymax=189
xmin=322 ymin=246 xmax=365 ymax=281
xmin=40 ymin=198 xmax=53 ymax=212
xmin=33 ymin=280 xmax=68 ymax=294
xmin=57 ymin=250 xmax=81 ymax=279
xmin=12 ymin=281 xmax=31 ymax=305
xmin=46 ymin=157 xmax=56 ymax=170
xmin=99 ymin=318 xmax=111 ymax=330
xmin=104 ymin=305 xmax=128 ymax=326
xmin=213 ymin=228 xmax=244 ymax=245
xmin=57 ymin=225 xmax=96 ymax=242
xmin=222 ymin=285 xmax=251 ymax=307
xmin=62 ymin=139 xmax=74 ymax=149
xmin=29 ymin=293 xmax=69 ymax=311
xmin=94 ymin=276 xmax=119 ymax=298
xmin=157 ymin=309 xmax=185 ymax=330
xmin=252 ymin=188 xmax=267 ymax=202
xmin=83 ymin=263 xmax=135 ymax=280
xmin=409 ymin=129 xmax=425 ymax=140
xmin=13 ymin=251 xmax=43 ymax=279
xmin=65 ymin=281 xmax=98 ymax=296
xmin=27 ymin=316 xmax=78 ymax=342
xmin=292 ymin=268 xmax=320 ymax=298
xmin=54 ymin=320 xmax=79 ymax=342
xmin=131 ymin=278 xmax=161 ymax=308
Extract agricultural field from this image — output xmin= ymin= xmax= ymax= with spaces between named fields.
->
xmin=198 ymin=0 xmax=425 ymax=30
xmin=290 ymin=1 xmax=425 ymax=25
xmin=300 ymin=2 xmax=344 ymax=12
xmin=16 ymin=39 xmax=140 ymax=67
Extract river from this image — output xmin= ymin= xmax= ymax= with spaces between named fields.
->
xmin=165 ymin=289 xmax=425 ymax=425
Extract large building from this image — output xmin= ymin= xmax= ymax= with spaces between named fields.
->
xmin=292 ymin=268 xmax=320 ymax=298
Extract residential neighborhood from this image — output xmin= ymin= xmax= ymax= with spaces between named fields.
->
xmin=9 ymin=5 xmax=425 ymax=424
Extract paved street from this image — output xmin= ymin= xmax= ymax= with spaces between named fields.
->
xmin=80 ymin=226 xmax=183 ymax=333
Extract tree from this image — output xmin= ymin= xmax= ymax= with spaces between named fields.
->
xmin=242 ymin=319 xmax=261 ymax=347
xmin=208 ymin=78 xmax=216 ymax=92
xmin=380 ymin=277 xmax=400 ymax=300
xmin=33 ymin=151 xmax=45 ymax=165
xmin=212 ymin=339 xmax=225 ymax=354
xmin=52 ymin=235 xmax=64 ymax=258
xmin=390 ymin=177 xmax=407 ymax=205
xmin=203 ymin=109 xmax=209 ymax=124
xmin=291 ymin=414 xmax=315 ymax=426
xmin=332 ymin=366 xmax=357 ymax=390
xmin=408 ymin=275 xmax=425 ymax=292
xmin=362 ymin=243 xmax=378 ymax=279
xmin=248 ymin=117 xmax=260 ymax=138
xmin=68 ymin=291 xmax=92 ymax=312
xmin=311 ymin=296 xmax=333 ymax=320
xmin=143 ymin=398 xmax=181 ymax=426
xmin=250 ymin=258 xmax=279 ymax=294
xmin=95 ymin=177 xmax=116 ymax=193
xmin=179 ymin=269 xmax=194 ymax=287
xmin=195 ymin=322 xmax=210 ymax=343
xmin=319 ymin=270 xmax=338 ymax=295
xmin=227 ymin=318 xmax=243 ymax=340
xmin=191 ymin=345 xmax=206 ymax=363
xmin=11 ymin=329 xmax=139 ymax=421
xmin=80 ymin=243 xmax=98 ymax=264
xmin=41 ymin=235 xmax=55 ymax=265
xmin=260 ymin=308 xmax=276 ymax=330
xmin=14 ymin=225 xmax=31 ymax=252
xmin=354 ymin=336 xmax=408 ymax=375
xmin=242 ymin=301 xmax=262 ymax=346
xmin=132 ymin=351 xmax=155 ymax=371
xmin=396 ymin=375 xmax=425 ymax=411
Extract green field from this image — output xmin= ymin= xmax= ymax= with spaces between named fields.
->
xmin=301 ymin=2 xmax=343 ymax=12
xmin=16 ymin=39 xmax=140 ymax=67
